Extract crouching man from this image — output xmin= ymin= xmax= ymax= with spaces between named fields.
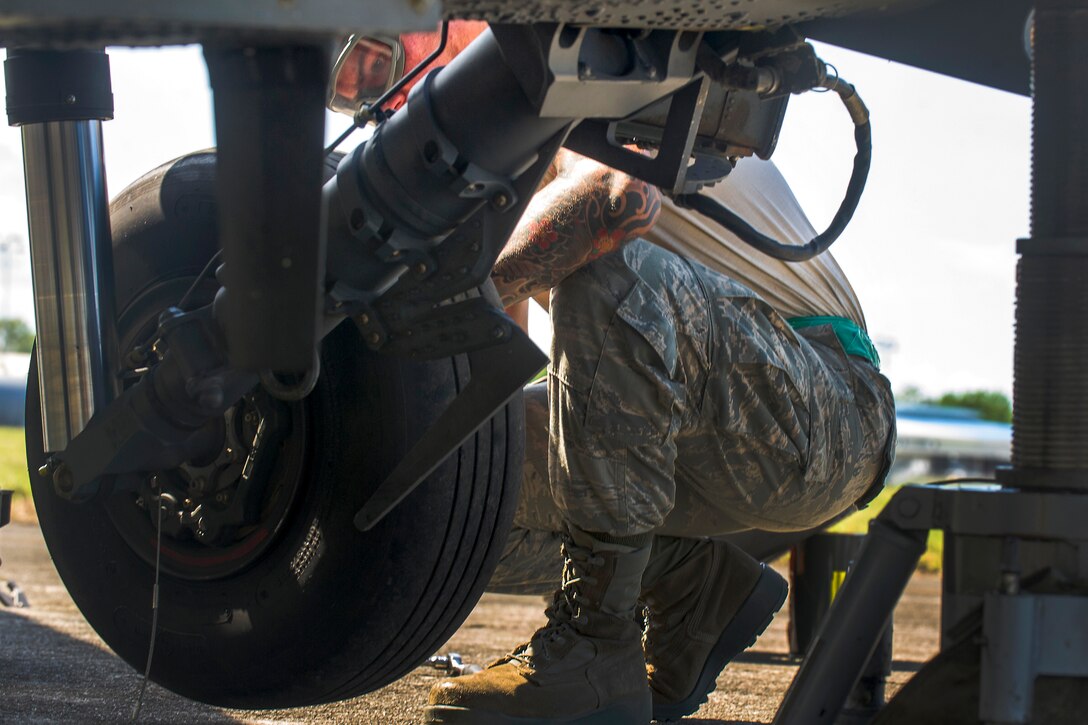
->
xmin=371 ymin=22 xmax=895 ymax=724
xmin=426 ymin=143 xmax=894 ymax=723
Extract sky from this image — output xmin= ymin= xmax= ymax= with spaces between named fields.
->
xmin=0 ymin=41 xmax=1031 ymax=398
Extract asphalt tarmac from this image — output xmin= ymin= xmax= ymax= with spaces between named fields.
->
xmin=0 ymin=522 xmax=940 ymax=724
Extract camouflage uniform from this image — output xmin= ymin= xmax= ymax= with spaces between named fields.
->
xmin=489 ymin=239 xmax=895 ymax=593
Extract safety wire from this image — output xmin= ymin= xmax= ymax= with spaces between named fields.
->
xmin=131 ymin=488 xmax=164 ymax=723
xmin=177 ymin=249 xmax=223 ymax=312
xmin=675 ymin=67 xmax=872 ymax=263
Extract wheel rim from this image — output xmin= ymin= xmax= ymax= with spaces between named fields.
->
xmin=102 ymin=276 xmax=313 ymax=581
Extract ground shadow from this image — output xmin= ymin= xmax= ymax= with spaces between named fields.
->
xmin=0 ymin=608 xmax=240 ymax=723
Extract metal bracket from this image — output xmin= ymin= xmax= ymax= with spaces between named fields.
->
xmin=362 ymin=126 xmax=572 ymax=359
xmin=565 ymin=76 xmax=713 ymax=196
xmin=353 ymin=323 xmax=547 ymax=531
xmin=537 ymin=25 xmax=702 ymax=119
xmin=879 ymin=483 xmax=1088 ymax=540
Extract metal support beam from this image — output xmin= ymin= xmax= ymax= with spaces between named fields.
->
xmin=773 ymin=517 xmax=927 ymax=725
xmin=6 ymin=49 xmax=118 ymax=452
xmin=204 ymin=44 xmax=328 ymax=372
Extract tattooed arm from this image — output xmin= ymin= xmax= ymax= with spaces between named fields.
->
xmin=491 ymin=149 xmax=661 ymax=307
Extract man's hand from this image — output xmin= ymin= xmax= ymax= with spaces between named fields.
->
xmin=491 ymin=149 xmax=661 ymax=306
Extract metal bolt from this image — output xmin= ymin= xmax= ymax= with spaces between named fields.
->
xmin=415 ymin=262 xmax=428 ymax=275
xmin=493 ymin=193 xmax=509 ymax=208
xmin=491 ymin=326 xmax=506 ymax=339
xmin=216 ymin=492 xmax=228 ymax=504
xmin=64 ymin=94 xmax=77 ymax=105
xmin=647 ymin=66 xmax=658 ymax=80
xmin=280 ymin=257 xmax=293 ymax=269
xmin=367 ymin=332 xmax=381 ymax=345
xmin=390 ymin=250 xmax=402 ymax=258
xmin=53 ymin=466 xmax=74 ymax=494
xmin=359 ymin=313 xmax=370 ymax=325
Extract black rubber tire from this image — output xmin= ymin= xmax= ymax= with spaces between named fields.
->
xmin=25 ymin=151 xmax=523 ymax=708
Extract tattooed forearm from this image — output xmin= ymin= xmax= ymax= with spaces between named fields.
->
xmin=491 ymin=156 xmax=661 ymax=306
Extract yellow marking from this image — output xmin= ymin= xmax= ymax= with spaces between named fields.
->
xmin=830 ymin=570 xmax=847 ymax=605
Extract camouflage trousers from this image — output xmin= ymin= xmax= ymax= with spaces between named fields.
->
xmin=488 ymin=240 xmax=896 ymax=595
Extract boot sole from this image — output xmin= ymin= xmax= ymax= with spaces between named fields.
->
xmin=424 ymin=697 xmax=652 ymax=725
xmin=651 ymin=563 xmax=789 ymax=722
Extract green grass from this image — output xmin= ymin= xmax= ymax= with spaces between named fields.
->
xmin=1 ymin=426 xmax=38 ymax=522
xmin=827 ymin=484 xmax=944 ymax=572
xmin=0 ymin=426 xmax=30 ymax=501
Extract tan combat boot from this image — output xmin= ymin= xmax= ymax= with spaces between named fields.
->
xmin=424 ymin=528 xmax=653 ymax=724
xmin=641 ymin=537 xmax=788 ymax=722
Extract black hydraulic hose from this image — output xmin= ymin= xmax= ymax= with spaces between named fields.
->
xmin=675 ymin=77 xmax=871 ymax=263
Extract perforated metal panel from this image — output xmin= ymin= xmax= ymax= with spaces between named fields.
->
xmin=445 ymin=0 xmax=907 ymax=31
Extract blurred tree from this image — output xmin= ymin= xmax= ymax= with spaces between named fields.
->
xmin=931 ymin=390 xmax=1012 ymax=423
xmin=895 ymin=385 xmax=926 ymax=404
xmin=0 ymin=318 xmax=34 ymax=353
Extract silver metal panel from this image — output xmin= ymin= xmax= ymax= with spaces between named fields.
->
xmin=22 ymin=121 xmax=113 ymax=452
xmin=980 ymin=592 xmax=1088 ymax=723
xmin=1034 ymin=595 xmax=1088 ymax=677
xmin=0 ymin=0 xmax=439 ymax=46
xmin=980 ymin=592 xmax=1038 ymax=724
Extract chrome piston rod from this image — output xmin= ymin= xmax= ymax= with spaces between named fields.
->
xmin=22 ymin=119 xmax=116 ymax=452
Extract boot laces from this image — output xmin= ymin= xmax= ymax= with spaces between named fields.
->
xmin=505 ymin=542 xmax=605 ymax=669
xmin=641 ymin=604 xmax=666 ymax=655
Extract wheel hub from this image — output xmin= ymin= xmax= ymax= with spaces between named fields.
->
xmin=103 ymin=279 xmax=311 ymax=580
